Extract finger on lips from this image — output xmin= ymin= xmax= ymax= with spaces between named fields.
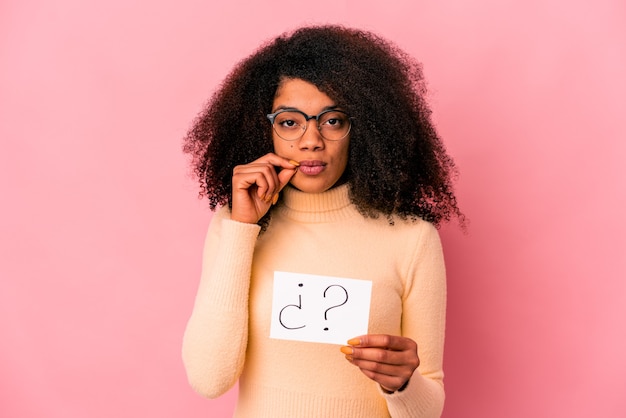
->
xmin=231 ymin=154 xmax=300 ymax=217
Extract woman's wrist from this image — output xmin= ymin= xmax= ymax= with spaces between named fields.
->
xmin=381 ymin=379 xmax=410 ymax=394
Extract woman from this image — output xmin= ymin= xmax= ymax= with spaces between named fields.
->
xmin=182 ymin=25 xmax=462 ymax=418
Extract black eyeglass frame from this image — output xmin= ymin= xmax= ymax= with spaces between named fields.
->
xmin=266 ymin=108 xmax=352 ymax=141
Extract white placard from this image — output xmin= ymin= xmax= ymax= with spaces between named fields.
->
xmin=270 ymin=271 xmax=372 ymax=345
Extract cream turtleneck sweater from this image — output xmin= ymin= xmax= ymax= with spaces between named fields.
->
xmin=182 ymin=184 xmax=447 ymax=417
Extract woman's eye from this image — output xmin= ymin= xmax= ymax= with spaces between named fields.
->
xmin=322 ymin=117 xmax=345 ymax=129
xmin=279 ymin=119 xmax=298 ymax=128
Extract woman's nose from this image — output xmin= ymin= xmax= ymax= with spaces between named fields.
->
xmin=298 ymin=120 xmax=325 ymax=150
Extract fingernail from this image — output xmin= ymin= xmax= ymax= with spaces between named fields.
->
xmin=340 ymin=346 xmax=353 ymax=355
xmin=271 ymin=194 xmax=279 ymax=205
xmin=347 ymin=338 xmax=361 ymax=346
xmin=288 ymin=159 xmax=300 ymax=166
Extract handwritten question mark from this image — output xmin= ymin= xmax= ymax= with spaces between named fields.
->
xmin=323 ymin=285 xmax=349 ymax=331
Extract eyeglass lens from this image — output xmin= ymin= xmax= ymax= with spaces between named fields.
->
xmin=272 ymin=110 xmax=350 ymax=141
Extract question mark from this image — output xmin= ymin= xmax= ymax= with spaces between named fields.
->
xmin=323 ymin=285 xmax=349 ymax=331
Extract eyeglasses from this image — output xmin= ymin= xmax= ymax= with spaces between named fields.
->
xmin=266 ymin=108 xmax=352 ymax=141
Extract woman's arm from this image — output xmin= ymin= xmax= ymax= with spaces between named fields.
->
xmin=342 ymin=222 xmax=447 ymax=417
xmin=182 ymin=209 xmax=261 ymax=398
xmin=182 ymin=153 xmax=298 ymax=398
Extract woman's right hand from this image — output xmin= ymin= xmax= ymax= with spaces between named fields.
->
xmin=231 ymin=153 xmax=299 ymax=224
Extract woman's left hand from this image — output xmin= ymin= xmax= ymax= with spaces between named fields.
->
xmin=341 ymin=334 xmax=420 ymax=393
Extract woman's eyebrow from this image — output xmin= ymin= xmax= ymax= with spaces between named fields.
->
xmin=271 ymin=105 xmax=340 ymax=113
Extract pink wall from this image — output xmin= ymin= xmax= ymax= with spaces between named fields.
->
xmin=1 ymin=1 xmax=624 ymax=417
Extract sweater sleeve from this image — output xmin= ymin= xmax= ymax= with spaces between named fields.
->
xmin=384 ymin=222 xmax=447 ymax=418
xmin=182 ymin=207 xmax=261 ymax=398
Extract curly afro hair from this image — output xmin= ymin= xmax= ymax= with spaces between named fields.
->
xmin=184 ymin=25 xmax=463 ymax=228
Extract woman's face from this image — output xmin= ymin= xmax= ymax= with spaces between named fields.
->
xmin=271 ymin=78 xmax=350 ymax=194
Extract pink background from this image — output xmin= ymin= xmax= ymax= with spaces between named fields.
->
xmin=1 ymin=1 xmax=625 ymax=417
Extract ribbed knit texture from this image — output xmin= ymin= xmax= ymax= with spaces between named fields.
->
xmin=182 ymin=184 xmax=447 ymax=417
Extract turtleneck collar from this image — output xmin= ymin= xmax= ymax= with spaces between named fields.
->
xmin=275 ymin=183 xmax=361 ymax=223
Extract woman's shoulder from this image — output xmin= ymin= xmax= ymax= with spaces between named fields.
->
xmin=213 ymin=205 xmax=231 ymax=220
xmin=367 ymin=212 xmax=439 ymax=236
xmin=346 ymin=213 xmax=442 ymax=258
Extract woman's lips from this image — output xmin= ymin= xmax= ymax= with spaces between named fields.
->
xmin=297 ymin=160 xmax=326 ymax=175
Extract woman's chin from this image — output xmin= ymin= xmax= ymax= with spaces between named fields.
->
xmin=288 ymin=177 xmax=347 ymax=194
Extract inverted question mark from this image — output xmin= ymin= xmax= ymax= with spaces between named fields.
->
xmin=323 ymin=285 xmax=349 ymax=331
xmin=278 ymin=283 xmax=306 ymax=330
